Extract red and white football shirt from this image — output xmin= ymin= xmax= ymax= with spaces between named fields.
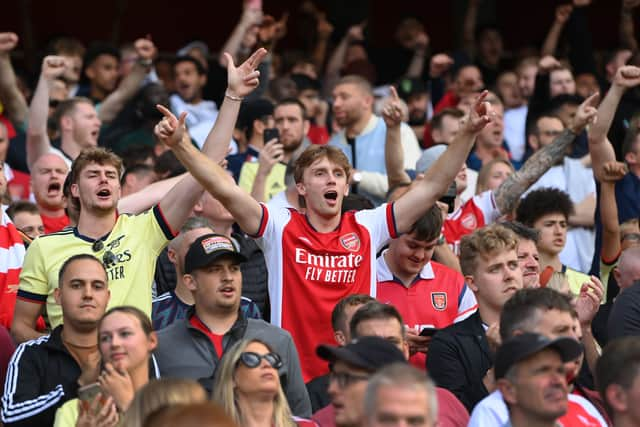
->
xmin=444 ymin=190 xmax=501 ymax=255
xmin=255 ymin=203 xmax=397 ymax=381
xmin=376 ymin=253 xmax=477 ymax=368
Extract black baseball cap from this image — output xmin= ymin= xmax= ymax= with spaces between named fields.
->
xmin=184 ymin=234 xmax=247 ymax=274
xmin=494 ymin=333 xmax=583 ymax=380
xmin=396 ymin=77 xmax=428 ymax=102
xmin=316 ymin=336 xmax=406 ymax=372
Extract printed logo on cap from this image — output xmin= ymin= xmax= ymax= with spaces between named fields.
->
xmin=201 ymin=236 xmax=234 ymax=254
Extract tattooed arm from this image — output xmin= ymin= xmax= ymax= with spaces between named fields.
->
xmin=494 ymin=92 xmax=599 ymax=215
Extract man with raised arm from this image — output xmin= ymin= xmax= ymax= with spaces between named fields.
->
xmin=11 ymin=49 xmax=268 ymax=344
xmin=157 ymin=75 xmax=494 ymax=380
xmin=588 ymin=65 xmax=640 ymax=276
xmin=26 ymin=38 xmax=156 ymax=169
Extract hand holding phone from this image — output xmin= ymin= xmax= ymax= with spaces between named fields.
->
xmin=263 ymin=128 xmax=279 ymax=145
xmin=78 ymin=382 xmax=102 ymax=402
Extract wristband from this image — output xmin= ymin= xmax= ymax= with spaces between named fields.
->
xmin=225 ymin=91 xmax=244 ymax=102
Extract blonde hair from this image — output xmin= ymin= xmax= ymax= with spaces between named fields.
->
xmin=212 ymin=339 xmax=296 ymax=427
xmin=460 ymin=224 xmax=519 ymax=276
xmin=476 ymin=158 xmax=514 ymax=194
xmin=120 ymin=378 xmax=207 ymax=427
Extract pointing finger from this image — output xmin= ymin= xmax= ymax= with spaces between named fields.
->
xmin=389 ymin=85 xmax=399 ymax=101
xmin=156 ymin=104 xmax=177 ymax=124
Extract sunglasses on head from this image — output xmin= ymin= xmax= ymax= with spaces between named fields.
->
xmin=239 ymin=351 xmax=283 ymax=369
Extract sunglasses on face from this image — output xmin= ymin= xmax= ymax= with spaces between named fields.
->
xmin=238 ymin=351 xmax=283 ymax=369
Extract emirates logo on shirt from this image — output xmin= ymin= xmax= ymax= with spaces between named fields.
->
xmin=431 ymin=292 xmax=447 ymax=311
xmin=340 ymin=232 xmax=361 ymax=252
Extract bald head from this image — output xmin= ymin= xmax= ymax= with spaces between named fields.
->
xmin=617 ymin=247 xmax=640 ymax=290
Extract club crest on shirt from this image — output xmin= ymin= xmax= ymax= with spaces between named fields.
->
xmin=340 ymin=232 xmax=361 ymax=252
xmin=431 ymin=292 xmax=447 ymax=311
xmin=461 ymin=213 xmax=477 ymax=231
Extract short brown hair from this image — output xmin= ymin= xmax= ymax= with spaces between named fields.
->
xmin=293 ymin=145 xmax=352 ymax=184
xmin=70 ymin=147 xmax=123 ymax=185
xmin=334 ymin=75 xmax=373 ymax=97
xmin=52 ymin=97 xmax=94 ymax=127
xmin=459 ymin=224 xmax=519 ymax=276
xmin=50 ymin=37 xmax=86 ymax=57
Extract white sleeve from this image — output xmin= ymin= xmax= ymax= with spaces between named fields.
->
xmin=354 ymin=203 xmax=398 ymax=251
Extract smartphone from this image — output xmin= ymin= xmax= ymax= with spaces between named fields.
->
xmin=78 ymin=382 xmax=102 ymax=402
xmin=263 ymin=128 xmax=279 ymax=144
xmin=420 ymin=327 xmax=438 ymax=337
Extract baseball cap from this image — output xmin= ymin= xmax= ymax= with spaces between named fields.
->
xmin=396 ymin=77 xmax=428 ymax=102
xmin=316 ymin=336 xmax=406 ymax=372
xmin=415 ymin=144 xmax=447 ymax=173
xmin=184 ymin=234 xmax=248 ymax=274
xmin=494 ymin=333 xmax=583 ymax=380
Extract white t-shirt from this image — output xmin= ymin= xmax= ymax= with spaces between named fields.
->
xmin=525 ymin=157 xmax=596 ymax=273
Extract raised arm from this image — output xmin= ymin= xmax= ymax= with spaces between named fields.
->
xmin=323 ymin=23 xmax=364 ymax=96
xmin=26 ymin=56 xmax=66 ymax=169
xmin=383 ymin=86 xmax=411 ymax=190
xmin=599 ymin=161 xmax=627 ymax=261
xmin=494 ymin=92 xmax=599 ymax=214
xmin=405 ymin=31 xmax=429 ymax=79
xmin=0 ymin=32 xmax=28 ymax=127
xmin=621 ymin=0 xmax=640 ymax=52
xmin=394 ymin=91 xmax=492 ymax=233
xmin=157 ymin=50 xmax=267 ymax=235
xmin=98 ymin=38 xmax=156 ymax=123
xmin=589 ymin=66 xmax=640 ymax=179
xmin=461 ymin=0 xmax=479 ymax=57
xmin=218 ymin=6 xmax=262 ymax=67
xmin=541 ymin=5 xmax=572 ymax=57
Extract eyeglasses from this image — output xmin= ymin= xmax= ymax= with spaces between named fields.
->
xmin=329 ymin=371 xmax=369 ymax=388
xmin=238 ymin=352 xmax=283 ymax=369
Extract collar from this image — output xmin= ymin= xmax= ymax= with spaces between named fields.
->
xmin=378 ymin=249 xmax=435 ymax=284
xmin=186 ymin=306 xmax=248 ymax=339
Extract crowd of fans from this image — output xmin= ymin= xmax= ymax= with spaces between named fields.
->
xmin=1 ymin=0 xmax=640 ymax=426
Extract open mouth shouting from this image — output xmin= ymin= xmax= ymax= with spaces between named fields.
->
xmin=47 ymin=181 xmax=62 ymax=197
xmin=97 ymin=188 xmax=112 ymax=200
xmin=324 ymin=190 xmax=338 ymax=206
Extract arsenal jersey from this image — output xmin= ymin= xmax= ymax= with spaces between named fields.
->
xmin=444 ymin=190 xmax=501 ymax=255
xmin=255 ymin=203 xmax=397 ymax=381
xmin=376 ymin=253 xmax=477 ymax=369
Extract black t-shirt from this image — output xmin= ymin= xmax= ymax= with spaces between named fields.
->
xmin=608 ymin=281 xmax=640 ymax=341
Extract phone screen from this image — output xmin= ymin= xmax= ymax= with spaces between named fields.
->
xmin=77 ymin=383 xmax=102 ymax=402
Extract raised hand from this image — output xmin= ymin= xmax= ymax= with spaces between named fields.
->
xmin=0 ymin=32 xmax=18 ymax=55
xmin=224 ymin=47 xmax=267 ymax=98
xmin=346 ymin=22 xmax=366 ymax=42
xmin=316 ymin=12 xmax=334 ymax=41
xmin=382 ymin=86 xmax=403 ymax=129
xmin=459 ymin=90 xmax=493 ymax=135
xmin=601 ymin=161 xmax=628 ymax=182
xmin=429 ymin=53 xmax=454 ymax=78
xmin=575 ymin=276 xmax=604 ymax=327
xmin=98 ymin=363 xmax=135 ymax=412
xmin=569 ymin=91 xmax=599 ymax=133
xmin=257 ymin=138 xmax=284 ymax=175
xmin=555 ymin=4 xmax=573 ymax=24
xmin=538 ymin=55 xmax=562 ymax=72
xmin=613 ymin=65 xmax=640 ymax=89
xmin=134 ymin=36 xmax=157 ymax=61
xmin=41 ymin=55 xmax=67 ymax=81
xmin=154 ymin=105 xmax=187 ymax=147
